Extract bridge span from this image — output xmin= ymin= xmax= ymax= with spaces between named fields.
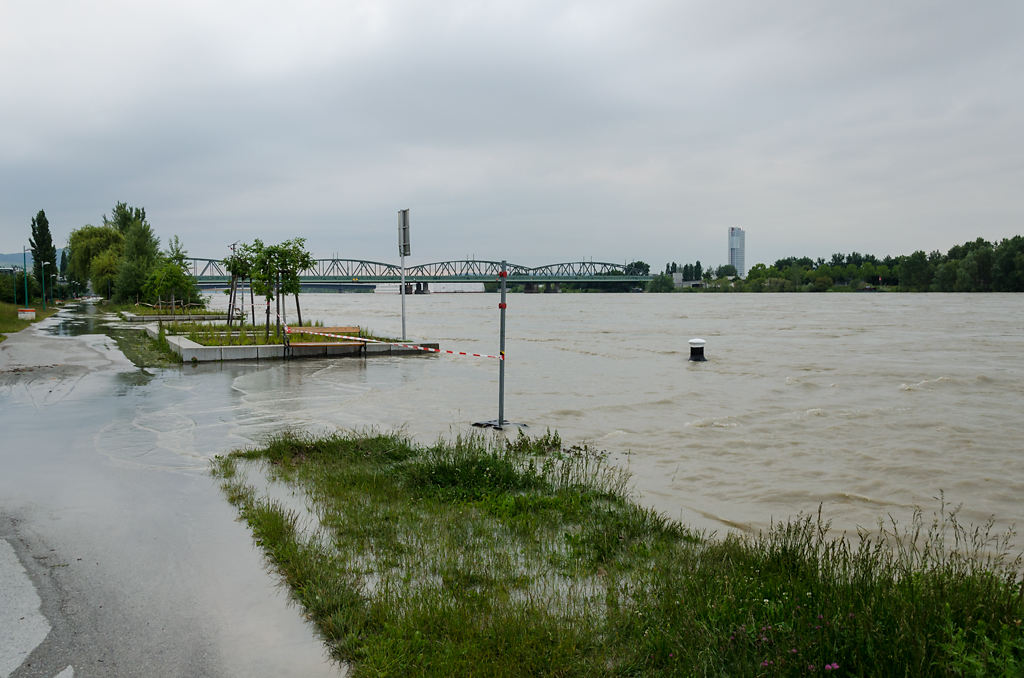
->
xmin=186 ymin=258 xmax=652 ymax=287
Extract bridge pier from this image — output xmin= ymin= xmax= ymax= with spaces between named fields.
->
xmin=524 ymin=283 xmax=539 ymax=294
xmin=414 ymin=282 xmax=430 ymax=294
xmin=544 ymin=282 xmax=561 ymax=293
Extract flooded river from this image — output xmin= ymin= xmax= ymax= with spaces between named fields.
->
xmin=198 ymin=290 xmax=1024 ymax=544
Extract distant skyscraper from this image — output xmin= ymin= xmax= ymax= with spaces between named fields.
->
xmin=728 ymin=226 xmax=746 ymax=277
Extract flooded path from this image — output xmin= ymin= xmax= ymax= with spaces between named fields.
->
xmin=0 ymin=303 xmax=341 ymax=677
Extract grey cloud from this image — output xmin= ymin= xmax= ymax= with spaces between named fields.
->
xmin=2 ymin=1 xmax=1022 ymax=268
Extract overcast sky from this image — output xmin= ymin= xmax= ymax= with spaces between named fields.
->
xmin=2 ymin=1 xmax=1022 ymax=268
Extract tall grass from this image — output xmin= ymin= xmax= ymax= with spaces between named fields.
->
xmin=215 ymin=431 xmax=1024 ymax=676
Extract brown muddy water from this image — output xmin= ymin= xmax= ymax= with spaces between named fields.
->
xmin=204 ymin=291 xmax=1024 ymax=547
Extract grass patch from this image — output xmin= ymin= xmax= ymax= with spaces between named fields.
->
xmin=164 ymin=321 xmax=290 ymax=345
xmin=112 ymin=325 xmax=182 ymax=367
xmin=162 ymin=321 xmax=399 ymax=346
xmin=215 ymin=431 xmax=1024 ymax=676
xmin=0 ymin=301 xmax=60 ymax=341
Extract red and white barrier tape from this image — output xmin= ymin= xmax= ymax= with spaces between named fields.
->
xmin=285 ymin=326 xmax=504 ymax=360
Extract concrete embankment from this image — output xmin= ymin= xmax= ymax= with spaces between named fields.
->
xmin=145 ymin=324 xmax=439 ymax=362
xmin=120 ymin=312 xmax=232 ymax=323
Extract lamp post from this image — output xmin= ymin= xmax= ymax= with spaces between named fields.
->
xmin=23 ymin=247 xmax=29 ymax=308
xmin=41 ymin=261 xmax=50 ymax=310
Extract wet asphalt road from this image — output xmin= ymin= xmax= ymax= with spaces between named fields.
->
xmin=0 ymin=308 xmax=342 ymax=677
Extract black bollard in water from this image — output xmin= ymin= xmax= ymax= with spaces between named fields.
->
xmin=689 ymin=338 xmax=707 ymax=362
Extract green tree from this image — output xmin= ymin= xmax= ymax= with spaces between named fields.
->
xmin=165 ymin=235 xmax=189 ymax=267
xmin=624 ymin=261 xmax=650 ymax=276
xmin=115 ymin=219 xmax=161 ymax=302
xmin=899 ymin=251 xmax=933 ymax=292
xmin=224 ymin=245 xmax=256 ymax=326
xmin=67 ymin=225 xmax=123 ymax=287
xmin=91 ymin=247 xmax=121 ymax=299
xmin=30 ymin=210 xmax=57 ymax=299
xmin=745 ymin=263 xmax=768 ymax=280
xmin=104 ymin=202 xmax=148 ymax=235
xmin=931 ymin=261 xmax=957 ymax=292
xmin=144 ymin=261 xmax=195 ymax=311
xmin=646 ymin=273 xmax=674 ymax=293
xmin=991 ymin=236 xmax=1024 ymax=291
xmin=715 ymin=264 xmax=737 ymax=279
xmin=277 ymin=238 xmax=314 ymax=326
xmin=811 ymin=275 xmax=833 ymax=292
xmin=246 ymin=240 xmax=282 ymax=340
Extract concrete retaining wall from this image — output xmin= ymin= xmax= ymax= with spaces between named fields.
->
xmin=123 ymin=313 xmax=231 ymax=323
xmin=145 ymin=323 xmax=438 ymax=362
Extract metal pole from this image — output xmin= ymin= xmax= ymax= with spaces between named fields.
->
xmin=498 ymin=260 xmax=507 ymax=428
xmin=398 ymin=208 xmax=410 ymax=342
xmin=23 ymin=247 xmax=28 ymax=307
xmin=400 ymin=251 xmax=407 ymax=341
xmin=41 ymin=262 xmax=48 ymax=310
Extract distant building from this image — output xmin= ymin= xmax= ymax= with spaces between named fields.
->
xmin=728 ymin=226 xmax=746 ymax=277
xmin=671 ymin=272 xmax=703 ymax=288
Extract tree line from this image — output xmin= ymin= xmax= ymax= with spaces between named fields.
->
xmin=64 ymin=202 xmax=201 ymax=307
xmin=648 ymin=235 xmax=1024 ymax=292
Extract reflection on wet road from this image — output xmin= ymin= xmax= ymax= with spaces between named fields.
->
xmin=0 ymin=303 xmax=343 ymax=677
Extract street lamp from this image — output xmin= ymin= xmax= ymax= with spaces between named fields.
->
xmin=22 ymin=246 xmax=28 ymax=308
xmin=41 ymin=261 xmax=50 ymax=310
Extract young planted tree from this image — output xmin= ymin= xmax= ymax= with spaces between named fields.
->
xmin=247 ymin=240 xmax=280 ymax=342
xmin=278 ymin=238 xmax=314 ymax=327
xmin=223 ymin=246 xmax=254 ymax=327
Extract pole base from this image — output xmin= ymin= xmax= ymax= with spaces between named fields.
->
xmin=472 ymin=419 xmax=527 ymax=431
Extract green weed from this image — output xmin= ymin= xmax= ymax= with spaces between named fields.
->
xmin=217 ymin=432 xmax=1024 ymax=677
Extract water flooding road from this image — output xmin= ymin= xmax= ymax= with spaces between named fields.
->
xmin=0 ymin=304 xmax=341 ymax=677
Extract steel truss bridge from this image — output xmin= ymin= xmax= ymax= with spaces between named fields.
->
xmin=185 ymin=258 xmax=652 ymax=286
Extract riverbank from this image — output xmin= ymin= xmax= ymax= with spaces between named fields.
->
xmin=218 ymin=430 xmax=1024 ymax=676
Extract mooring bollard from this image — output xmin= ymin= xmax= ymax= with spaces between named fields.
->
xmin=688 ymin=338 xmax=707 ymax=362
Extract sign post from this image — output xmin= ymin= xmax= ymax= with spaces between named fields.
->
xmin=398 ymin=209 xmax=410 ymax=341
xmin=474 ymin=260 xmax=523 ymax=431
xmin=497 ymin=260 xmax=507 ymax=427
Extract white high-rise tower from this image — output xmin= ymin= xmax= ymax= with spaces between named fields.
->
xmin=728 ymin=226 xmax=746 ymax=277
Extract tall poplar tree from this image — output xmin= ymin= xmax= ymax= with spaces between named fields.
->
xmin=29 ymin=210 xmax=57 ymax=296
